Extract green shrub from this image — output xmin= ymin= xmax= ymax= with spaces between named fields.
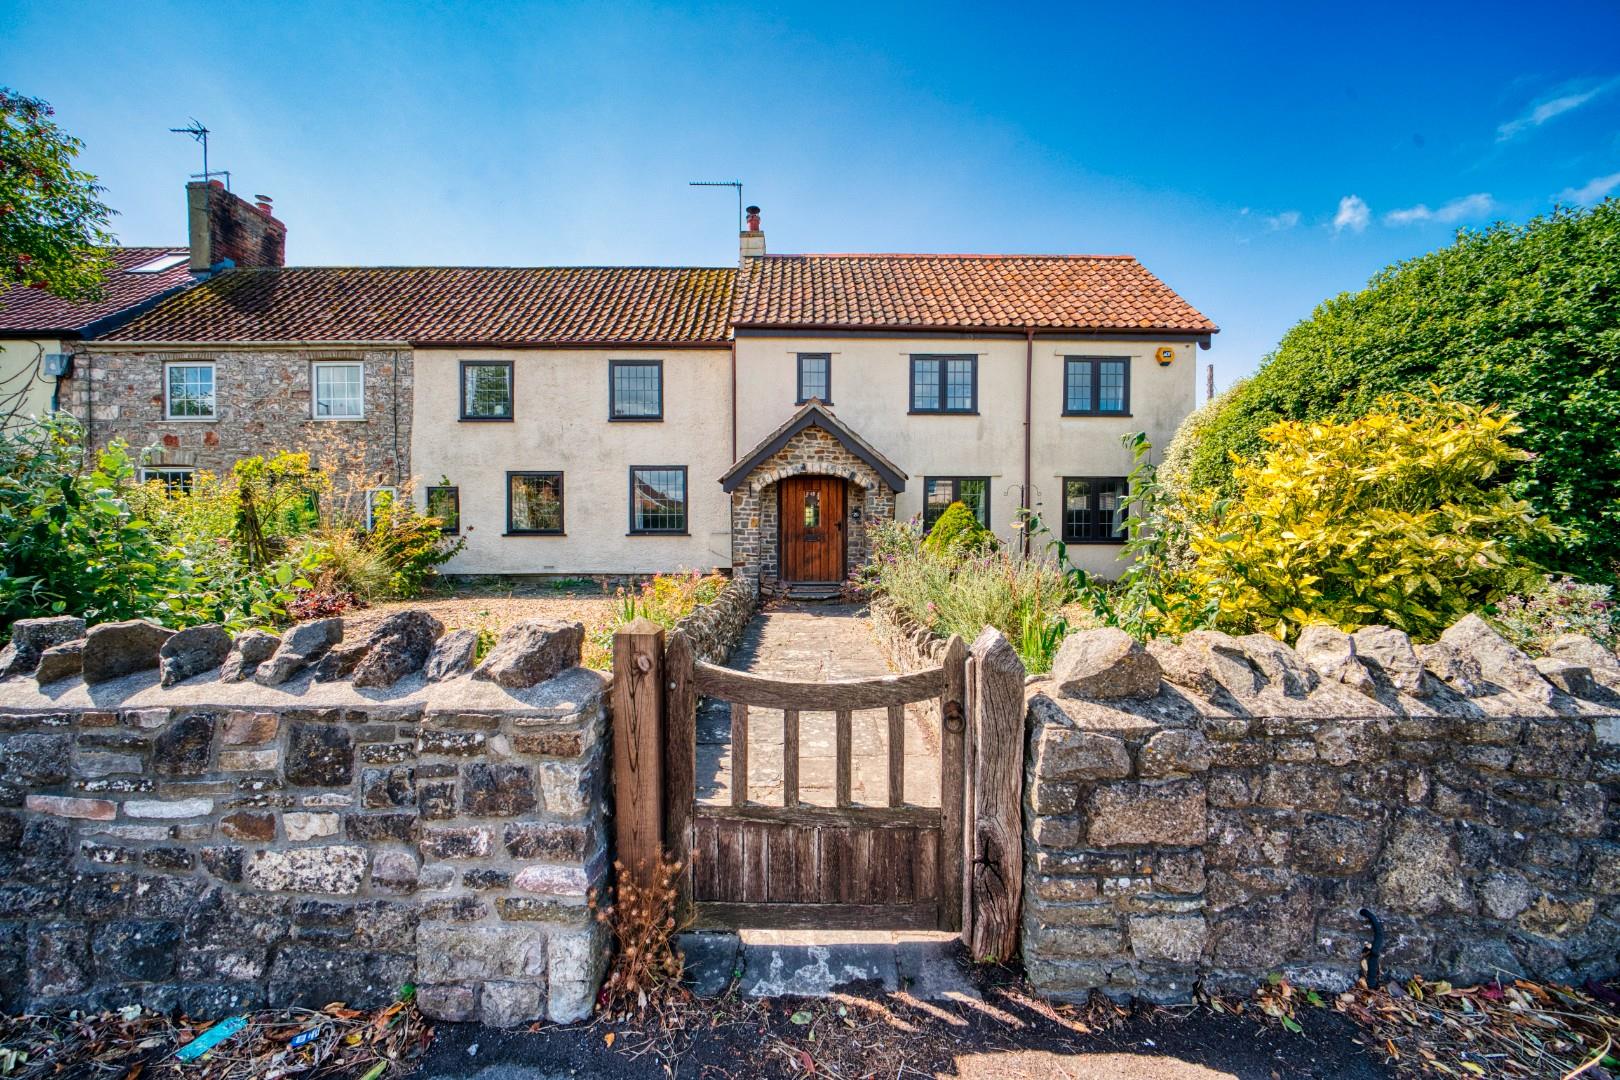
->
xmin=1489 ymin=576 xmax=1617 ymax=654
xmin=1179 ymin=200 xmax=1620 ymax=583
xmin=365 ymin=491 xmax=464 ymax=598
xmin=923 ymin=501 xmax=994 ymax=558
xmin=1181 ymin=396 xmax=1552 ymax=642
xmin=294 ymin=530 xmax=393 ymax=602
xmin=0 ymin=416 xmax=312 ymax=632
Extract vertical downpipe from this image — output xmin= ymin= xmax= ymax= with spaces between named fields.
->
xmin=729 ymin=337 xmax=738 ymax=463
xmin=1022 ymin=327 xmax=1033 ymax=556
xmin=392 ymin=349 xmax=402 ymax=487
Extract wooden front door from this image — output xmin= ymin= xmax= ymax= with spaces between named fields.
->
xmin=779 ymin=476 xmax=847 ymax=583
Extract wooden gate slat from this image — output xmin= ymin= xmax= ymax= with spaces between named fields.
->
xmin=783 ymin=708 xmax=800 ymax=807
xmin=715 ymin=820 xmax=744 ymax=902
xmin=939 ymin=634 xmax=967 ymax=933
xmin=693 ymin=662 xmax=944 ymax=711
xmin=693 ymin=816 xmax=718 ymax=900
xmin=730 ymin=701 xmax=749 ymax=808
xmin=887 ymin=703 xmax=905 ymax=807
xmin=741 ymin=822 xmax=769 ymax=902
xmin=767 ymin=824 xmax=797 ymax=900
xmin=915 ymin=827 xmax=939 ymax=902
xmin=664 ymin=629 xmax=697 ymax=922
xmin=835 ymin=709 xmax=853 ymax=807
xmin=795 ymin=825 xmax=818 ymax=902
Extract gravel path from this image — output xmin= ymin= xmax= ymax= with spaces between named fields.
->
xmin=339 ymin=584 xmax=620 ymax=642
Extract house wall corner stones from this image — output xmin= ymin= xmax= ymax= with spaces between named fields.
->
xmin=66 ymin=346 xmax=412 ymax=498
xmin=728 ymin=425 xmax=897 ymax=588
xmin=1021 ymin=622 xmax=1620 ymax=1004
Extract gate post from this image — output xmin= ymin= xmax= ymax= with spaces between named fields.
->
xmin=663 ymin=628 xmax=697 ymax=924
xmin=965 ymin=626 xmax=1026 ymax=963
xmin=611 ymin=618 xmax=665 ymax=888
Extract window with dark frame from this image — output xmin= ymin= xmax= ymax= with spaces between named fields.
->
xmin=140 ymin=466 xmax=194 ymax=493
xmin=1063 ymin=357 xmax=1131 ymax=416
xmin=1062 ymin=477 xmax=1130 ymax=543
xmin=923 ymin=476 xmax=990 ymax=531
xmin=910 ymin=355 xmax=977 ymax=413
xmin=796 ymin=353 xmax=831 ymax=404
xmin=426 ymin=485 xmax=460 ymax=534
xmin=460 ymin=361 xmax=513 ymax=420
xmin=507 ymin=472 xmax=564 ymax=534
xmin=610 ymin=360 xmax=663 ymax=420
xmin=628 ymin=466 xmax=688 ymax=535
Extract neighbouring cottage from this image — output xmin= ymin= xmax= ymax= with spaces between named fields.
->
xmin=58 ymin=190 xmax=1217 ymax=589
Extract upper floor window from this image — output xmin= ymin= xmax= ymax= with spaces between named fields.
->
xmin=164 ymin=361 xmax=215 ymax=420
xmin=1062 ymin=476 xmax=1129 ymax=543
xmin=797 ymin=353 xmax=831 ymax=404
xmin=1064 ymin=357 xmax=1130 ymax=416
xmin=910 ymin=355 xmax=977 ymax=414
xmin=610 ymin=360 xmax=663 ymax=420
xmin=507 ymin=471 xmax=564 ymax=534
xmin=629 ymin=466 xmax=688 ymax=535
xmin=426 ymin=485 xmax=460 ymax=534
xmin=312 ymin=361 xmax=364 ymax=419
xmin=923 ymin=476 xmax=990 ymax=531
xmin=461 ymin=361 xmax=513 ymax=420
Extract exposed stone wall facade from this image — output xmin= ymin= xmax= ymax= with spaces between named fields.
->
xmin=66 ymin=346 xmax=412 ymax=506
xmin=730 ymin=426 xmax=896 ymax=590
xmin=1024 ymin=619 xmax=1620 ymax=1003
xmin=0 ymin=620 xmax=608 ymax=1027
xmin=672 ymin=576 xmax=757 ymax=665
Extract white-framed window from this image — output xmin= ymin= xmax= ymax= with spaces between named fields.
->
xmin=139 ymin=466 xmax=195 ymax=493
xmin=312 ymin=361 xmax=365 ymax=419
xmin=365 ymin=487 xmax=396 ymax=530
xmin=164 ymin=361 xmax=216 ymax=420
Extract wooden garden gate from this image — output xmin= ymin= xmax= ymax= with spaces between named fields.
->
xmin=610 ymin=618 xmax=1026 ymax=960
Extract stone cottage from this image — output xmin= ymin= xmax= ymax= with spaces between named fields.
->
xmin=67 ymin=192 xmax=1217 ymax=590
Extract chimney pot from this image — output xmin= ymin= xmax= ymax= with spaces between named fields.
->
xmin=254 ymin=194 xmax=274 ymax=214
xmin=745 ymin=205 xmax=761 ymax=231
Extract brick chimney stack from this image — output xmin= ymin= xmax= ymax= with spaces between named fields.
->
xmin=739 ymin=205 xmax=765 ymax=265
xmin=187 ymin=180 xmax=287 ymax=273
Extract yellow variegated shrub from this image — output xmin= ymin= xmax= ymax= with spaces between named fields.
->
xmin=1185 ymin=394 xmax=1555 ymax=642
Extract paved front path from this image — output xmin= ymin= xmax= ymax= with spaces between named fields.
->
xmin=687 ymin=601 xmax=967 ymax=1000
xmin=694 ymin=601 xmax=942 ymax=807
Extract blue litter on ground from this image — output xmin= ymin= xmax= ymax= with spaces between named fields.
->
xmin=174 ymin=1016 xmax=248 ymax=1062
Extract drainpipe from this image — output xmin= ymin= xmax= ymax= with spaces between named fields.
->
xmin=729 ymin=337 xmax=738 ymax=463
xmin=1022 ymin=326 xmax=1033 ymax=556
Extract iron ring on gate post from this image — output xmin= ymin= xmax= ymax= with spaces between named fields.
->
xmin=943 ymin=700 xmax=965 ymax=733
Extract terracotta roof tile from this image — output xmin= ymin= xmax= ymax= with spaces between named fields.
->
xmin=732 ymin=254 xmax=1217 ymax=335
xmin=103 ymin=265 xmax=737 ymax=345
xmin=0 ymin=247 xmax=193 ymax=335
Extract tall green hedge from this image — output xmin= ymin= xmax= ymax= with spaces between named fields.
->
xmin=1181 ymin=199 xmax=1620 ymax=582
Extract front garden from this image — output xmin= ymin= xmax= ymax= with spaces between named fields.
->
xmin=862 ymin=393 xmax=1616 ymax=673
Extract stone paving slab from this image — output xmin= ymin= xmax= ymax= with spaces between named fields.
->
xmin=678 ymin=930 xmax=979 ymax=1001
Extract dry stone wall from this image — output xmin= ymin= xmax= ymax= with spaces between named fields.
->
xmin=0 ymin=613 xmax=610 ymax=1027
xmin=672 ymin=576 xmax=757 ymax=664
xmin=1025 ymin=619 xmax=1620 ymax=1002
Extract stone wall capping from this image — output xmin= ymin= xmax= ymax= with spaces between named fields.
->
xmin=1022 ymin=609 xmax=1620 ymax=1005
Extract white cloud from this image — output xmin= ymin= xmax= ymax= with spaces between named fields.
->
xmin=1333 ymin=195 xmax=1370 ymax=233
xmin=1265 ymin=210 xmax=1301 ymax=231
xmin=1498 ymin=80 xmax=1616 ymax=141
xmin=1558 ymin=171 xmax=1620 ymax=205
xmin=1383 ymin=192 xmax=1495 ymax=226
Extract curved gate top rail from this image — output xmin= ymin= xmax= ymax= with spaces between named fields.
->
xmin=610 ymin=615 xmax=1025 ymax=960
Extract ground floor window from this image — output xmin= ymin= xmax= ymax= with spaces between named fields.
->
xmin=365 ymin=487 xmax=396 ymax=530
xmin=507 ymin=472 xmax=564 ymax=534
xmin=426 ymin=485 xmax=460 ymax=533
xmin=629 ymin=466 xmax=687 ymax=534
xmin=1062 ymin=476 xmax=1129 ymax=542
xmin=140 ymin=466 xmax=194 ymax=493
xmin=923 ymin=476 xmax=989 ymax=531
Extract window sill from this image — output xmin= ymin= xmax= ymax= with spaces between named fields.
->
xmin=627 ymin=531 xmax=691 ymax=537
xmin=1062 ymin=538 xmax=1127 ymax=545
xmin=503 ymin=531 xmax=566 ymax=537
xmin=161 ymin=416 xmax=218 ymax=423
xmin=795 ymin=399 xmax=834 ymax=407
xmin=1061 ymin=411 xmax=1133 ymax=419
xmin=459 ymin=416 xmax=514 ymax=423
xmin=609 ymin=416 xmax=664 ymax=423
xmin=907 ymin=410 xmax=979 ymax=416
xmin=310 ymin=416 xmax=367 ymax=422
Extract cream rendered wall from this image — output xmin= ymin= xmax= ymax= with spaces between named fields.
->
xmin=411 ymin=347 xmax=734 ymax=576
xmin=732 ymin=334 xmax=1199 ymax=579
xmin=0 ymin=338 xmax=64 ymax=429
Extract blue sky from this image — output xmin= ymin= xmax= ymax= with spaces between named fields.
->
xmin=4 ymin=0 xmax=1619 ymax=388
